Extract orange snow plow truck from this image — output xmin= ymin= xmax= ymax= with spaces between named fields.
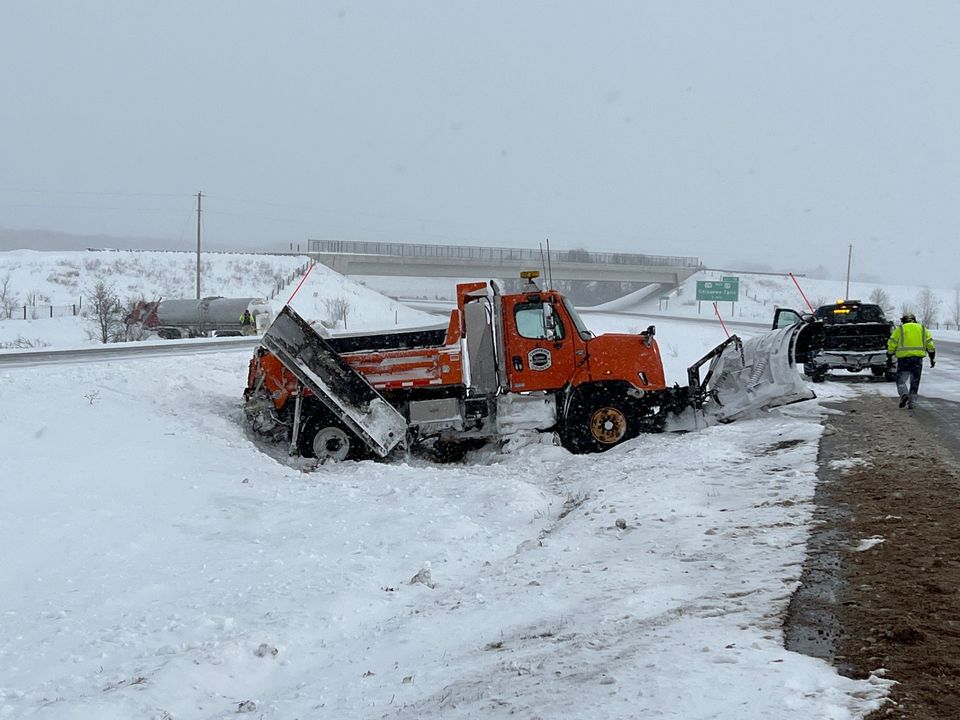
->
xmin=243 ymin=273 xmax=813 ymax=461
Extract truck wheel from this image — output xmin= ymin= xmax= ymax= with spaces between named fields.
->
xmin=803 ymin=363 xmax=826 ymax=383
xmin=298 ymin=415 xmax=362 ymax=462
xmin=562 ymin=390 xmax=633 ymax=454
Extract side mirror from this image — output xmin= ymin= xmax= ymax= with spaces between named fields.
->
xmin=543 ymin=303 xmax=558 ymax=339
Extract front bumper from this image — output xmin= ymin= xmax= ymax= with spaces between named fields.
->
xmin=811 ymin=350 xmax=891 ymax=371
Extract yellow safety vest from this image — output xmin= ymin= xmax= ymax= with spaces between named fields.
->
xmin=887 ymin=322 xmax=935 ymax=358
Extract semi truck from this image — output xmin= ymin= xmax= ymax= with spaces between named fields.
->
xmin=243 ymin=273 xmax=813 ymax=461
xmin=126 ymin=296 xmax=271 ymax=339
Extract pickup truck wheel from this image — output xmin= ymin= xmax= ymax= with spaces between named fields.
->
xmin=803 ymin=363 xmax=826 ymax=383
xmin=298 ymin=415 xmax=362 ymax=461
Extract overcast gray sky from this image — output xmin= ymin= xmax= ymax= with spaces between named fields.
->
xmin=2 ymin=1 xmax=959 ymax=286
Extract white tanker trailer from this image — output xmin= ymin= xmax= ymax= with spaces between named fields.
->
xmin=126 ymin=296 xmax=272 ymax=339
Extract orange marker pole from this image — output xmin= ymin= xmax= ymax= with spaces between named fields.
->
xmin=286 ymin=262 xmax=316 ymax=305
xmin=713 ymin=302 xmax=730 ymax=338
xmin=789 ymin=272 xmax=815 ymax=313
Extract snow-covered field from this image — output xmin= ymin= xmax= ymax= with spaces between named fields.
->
xmin=1 ymin=348 xmax=896 ymax=719
xmin=0 ymin=250 xmax=438 ymax=349
xmin=7 ymin=249 xmax=960 ymax=718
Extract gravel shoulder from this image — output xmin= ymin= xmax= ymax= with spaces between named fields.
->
xmin=785 ymin=393 xmax=960 ymax=719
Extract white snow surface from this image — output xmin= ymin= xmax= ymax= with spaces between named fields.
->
xmin=0 ymin=250 xmax=437 ymax=349
xmin=0 ymin=353 xmax=893 ymax=719
xmin=10 ymin=251 xmax=958 ymax=718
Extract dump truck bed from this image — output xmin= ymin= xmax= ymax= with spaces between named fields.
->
xmin=335 ymin=314 xmax=464 ymax=391
xmin=260 ymin=306 xmax=408 ymax=457
xmin=327 ymin=325 xmax=448 ymax=354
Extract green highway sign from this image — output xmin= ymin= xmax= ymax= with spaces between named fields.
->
xmin=721 ymin=276 xmax=739 ymax=283
xmin=696 ymin=280 xmax=740 ymax=302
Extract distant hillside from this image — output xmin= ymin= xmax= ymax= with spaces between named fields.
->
xmin=0 ymin=249 xmax=440 ymax=348
xmin=627 ymin=269 xmax=960 ymax=331
xmin=0 ymin=249 xmax=310 ymax=305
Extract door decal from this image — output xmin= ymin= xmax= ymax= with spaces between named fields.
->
xmin=528 ymin=348 xmax=552 ymax=371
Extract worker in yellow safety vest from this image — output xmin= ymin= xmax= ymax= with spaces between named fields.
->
xmin=239 ymin=309 xmax=255 ymax=335
xmin=887 ymin=312 xmax=935 ymax=409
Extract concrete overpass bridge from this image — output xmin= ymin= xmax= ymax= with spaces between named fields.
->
xmin=307 ymin=239 xmax=702 ymax=286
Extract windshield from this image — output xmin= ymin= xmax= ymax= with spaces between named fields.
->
xmin=563 ymin=297 xmax=592 ymax=339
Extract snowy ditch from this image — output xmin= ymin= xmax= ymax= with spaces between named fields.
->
xmin=0 ymin=348 xmax=894 ymax=719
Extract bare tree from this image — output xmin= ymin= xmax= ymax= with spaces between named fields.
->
xmin=85 ymin=281 xmax=125 ymax=343
xmin=868 ymin=287 xmax=894 ymax=317
xmin=952 ymin=286 xmax=960 ymax=329
xmin=323 ymin=296 xmax=352 ymax=329
xmin=915 ymin=287 xmax=941 ymax=327
xmin=0 ymin=274 xmax=17 ymax=320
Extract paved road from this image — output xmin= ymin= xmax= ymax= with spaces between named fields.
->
xmin=816 ymin=336 xmax=960 ymax=464
xmin=905 ymin=338 xmax=960 ymax=465
xmin=909 ymin=396 xmax=960 ymax=469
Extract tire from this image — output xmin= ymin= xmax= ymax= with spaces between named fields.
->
xmin=804 ymin=363 xmax=826 ymax=383
xmin=297 ymin=413 xmax=364 ymax=462
xmin=871 ymin=366 xmax=896 ymax=382
xmin=561 ymin=389 xmax=634 ymax=454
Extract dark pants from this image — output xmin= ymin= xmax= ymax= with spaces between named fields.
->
xmin=895 ymin=355 xmax=924 ymax=400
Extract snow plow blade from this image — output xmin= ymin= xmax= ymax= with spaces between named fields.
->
xmin=679 ymin=324 xmax=815 ymax=426
xmin=260 ymin=306 xmax=407 ymax=457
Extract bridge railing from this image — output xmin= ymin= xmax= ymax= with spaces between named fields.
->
xmin=308 ymin=239 xmax=699 ymax=268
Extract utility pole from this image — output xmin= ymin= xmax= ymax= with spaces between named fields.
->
xmin=196 ymin=191 xmax=203 ymax=300
xmin=845 ymin=243 xmax=852 ymax=300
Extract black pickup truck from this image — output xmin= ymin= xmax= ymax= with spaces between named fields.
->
xmin=773 ymin=300 xmax=895 ymax=382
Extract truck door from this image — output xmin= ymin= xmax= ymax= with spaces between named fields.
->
xmin=772 ymin=307 xmax=822 ymax=364
xmin=502 ymin=296 xmax=578 ymax=393
xmin=772 ymin=307 xmax=805 ymax=330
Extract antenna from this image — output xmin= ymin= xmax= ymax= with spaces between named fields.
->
xmin=195 ymin=191 xmax=203 ymax=299
xmin=845 ymin=243 xmax=853 ymax=300
xmin=539 ymin=242 xmax=548 ymax=282
xmin=545 ymin=238 xmax=554 ymax=290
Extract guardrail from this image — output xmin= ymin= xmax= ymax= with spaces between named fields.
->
xmin=308 ymin=239 xmax=700 ymax=268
